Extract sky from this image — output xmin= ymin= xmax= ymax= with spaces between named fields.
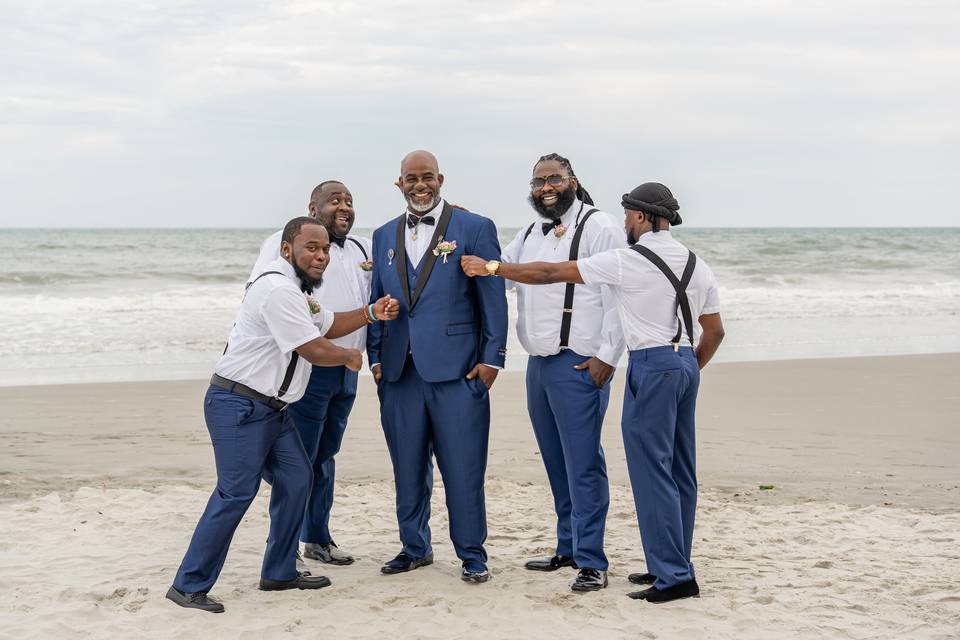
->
xmin=1 ymin=0 xmax=958 ymax=229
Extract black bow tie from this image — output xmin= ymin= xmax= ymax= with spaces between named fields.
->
xmin=331 ymin=235 xmax=346 ymax=248
xmin=542 ymin=221 xmax=562 ymax=235
xmin=407 ymin=214 xmax=436 ymax=229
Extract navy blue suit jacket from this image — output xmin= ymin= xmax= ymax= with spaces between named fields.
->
xmin=367 ymin=202 xmax=508 ymax=383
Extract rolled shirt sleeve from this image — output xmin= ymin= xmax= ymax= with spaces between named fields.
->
xmin=260 ymin=286 xmax=323 ymax=354
xmin=578 ymin=249 xmax=624 ymax=288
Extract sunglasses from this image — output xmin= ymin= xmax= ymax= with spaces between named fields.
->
xmin=529 ymin=174 xmax=571 ymax=190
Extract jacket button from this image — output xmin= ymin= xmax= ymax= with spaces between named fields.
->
xmin=409 ymin=312 xmax=415 ymax=318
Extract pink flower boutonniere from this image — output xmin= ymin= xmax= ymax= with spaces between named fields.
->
xmin=553 ymin=224 xmax=568 ymax=240
xmin=359 ymin=260 xmax=373 ymax=271
xmin=307 ymin=296 xmax=322 ymax=315
xmin=432 ymin=238 xmax=458 ymax=263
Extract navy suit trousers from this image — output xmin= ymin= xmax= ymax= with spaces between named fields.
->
xmin=378 ymin=356 xmax=490 ymax=567
xmin=173 ymin=386 xmax=312 ymax=593
xmin=622 ymin=346 xmax=700 ymax=589
xmin=526 ymin=350 xmax=611 ymax=570
xmin=287 ymin=365 xmax=358 ymax=545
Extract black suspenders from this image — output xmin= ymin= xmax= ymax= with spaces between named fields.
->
xmin=519 ymin=208 xmax=599 ymax=348
xmin=629 ymin=245 xmax=698 ymax=350
xmin=229 ymin=270 xmax=300 ymax=399
xmin=346 ymin=236 xmax=368 ymax=260
xmin=559 ymin=208 xmax=598 ymax=347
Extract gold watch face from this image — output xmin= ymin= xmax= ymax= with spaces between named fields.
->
xmin=486 ymin=260 xmax=500 ymax=275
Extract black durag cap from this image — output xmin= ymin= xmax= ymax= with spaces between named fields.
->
xmin=621 ymin=182 xmax=682 ymax=232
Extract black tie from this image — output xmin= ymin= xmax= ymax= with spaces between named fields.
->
xmin=407 ymin=214 xmax=436 ymax=229
xmin=330 ymin=235 xmax=346 ymax=248
xmin=542 ymin=221 xmax=561 ymax=235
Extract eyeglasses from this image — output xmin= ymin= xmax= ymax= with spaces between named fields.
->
xmin=529 ymin=174 xmax=571 ymax=190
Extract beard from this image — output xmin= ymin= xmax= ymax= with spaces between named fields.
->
xmin=627 ymin=227 xmax=640 ymax=246
xmin=292 ymin=260 xmax=323 ymax=295
xmin=527 ymin=186 xmax=576 ymax=221
xmin=324 ymin=216 xmax=353 ymax=242
xmin=405 ymin=191 xmax=441 ymax=213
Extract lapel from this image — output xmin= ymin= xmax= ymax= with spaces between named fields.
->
xmin=409 ymin=201 xmax=453 ymax=311
xmin=393 ymin=214 xmax=412 ymax=307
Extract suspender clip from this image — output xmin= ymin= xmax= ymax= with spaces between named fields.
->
xmin=673 ymin=342 xmax=680 ymax=352
xmin=562 ymin=308 xmax=573 ymax=313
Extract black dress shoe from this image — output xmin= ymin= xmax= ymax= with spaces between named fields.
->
xmin=165 ymin=586 xmax=225 ymax=613
xmin=381 ymin=552 xmax=434 ymax=575
xmin=627 ymin=579 xmax=700 ymax=603
xmin=259 ymin=571 xmax=332 ymax=591
xmin=627 ymin=572 xmax=656 ymax=585
xmin=524 ymin=554 xmax=577 ymax=572
xmin=570 ymin=568 xmax=608 ymax=592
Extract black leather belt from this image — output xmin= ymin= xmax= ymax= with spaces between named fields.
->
xmin=209 ymin=374 xmax=288 ymax=411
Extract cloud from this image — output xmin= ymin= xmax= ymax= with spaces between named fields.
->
xmin=1 ymin=0 xmax=958 ymax=227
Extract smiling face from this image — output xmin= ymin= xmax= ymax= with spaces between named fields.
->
xmin=282 ymin=222 xmax=330 ymax=293
xmin=309 ymin=182 xmax=354 ymax=238
xmin=398 ymin=151 xmax=443 ymax=213
xmin=528 ymin=159 xmax=577 ymax=220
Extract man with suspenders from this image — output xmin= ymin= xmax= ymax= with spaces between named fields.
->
xmin=460 ymin=182 xmax=725 ymax=603
xmin=500 ymin=154 xmax=626 ymax=592
xmin=248 ymin=181 xmax=371 ymax=566
xmin=167 ymin=217 xmax=398 ymax=613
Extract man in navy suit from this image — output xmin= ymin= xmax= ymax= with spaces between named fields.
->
xmin=367 ymin=150 xmax=508 ymax=583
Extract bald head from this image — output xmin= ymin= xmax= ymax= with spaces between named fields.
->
xmin=398 ymin=150 xmax=443 ymax=213
xmin=400 ymin=150 xmax=439 ymax=175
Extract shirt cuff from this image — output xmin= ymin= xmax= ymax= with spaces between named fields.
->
xmin=481 ymin=363 xmax=503 ymax=370
xmin=595 ymin=345 xmax=622 ymax=369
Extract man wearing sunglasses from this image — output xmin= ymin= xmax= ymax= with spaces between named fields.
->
xmin=498 ymin=153 xmax=626 ymax=593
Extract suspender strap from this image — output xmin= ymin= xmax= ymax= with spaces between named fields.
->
xmin=244 ymin=270 xmax=284 ymax=292
xmin=346 ymin=237 xmax=368 ymax=260
xmin=630 ymin=245 xmax=697 ymax=347
xmin=559 ymin=208 xmax=598 ymax=348
xmin=522 ymin=222 xmax=536 ymax=243
xmin=228 ymin=270 xmax=300 ymax=399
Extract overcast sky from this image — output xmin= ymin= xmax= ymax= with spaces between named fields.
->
xmin=1 ymin=0 xmax=958 ymax=228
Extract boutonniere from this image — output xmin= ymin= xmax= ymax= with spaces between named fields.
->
xmin=307 ymin=296 xmax=321 ymax=315
xmin=432 ymin=238 xmax=457 ymax=263
xmin=553 ymin=224 xmax=568 ymax=240
xmin=359 ymin=260 xmax=373 ymax=271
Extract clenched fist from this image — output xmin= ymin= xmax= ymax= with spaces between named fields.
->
xmin=372 ymin=294 xmax=399 ymax=321
xmin=460 ymin=255 xmax=488 ymax=277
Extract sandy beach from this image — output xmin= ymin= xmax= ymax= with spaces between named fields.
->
xmin=2 ymin=353 xmax=959 ymax=639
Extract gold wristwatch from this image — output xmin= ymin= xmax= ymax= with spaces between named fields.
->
xmin=485 ymin=260 xmax=501 ymax=276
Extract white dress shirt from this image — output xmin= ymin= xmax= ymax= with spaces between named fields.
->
xmin=404 ymin=198 xmax=445 ymax=266
xmin=248 ymin=229 xmax=372 ymax=351
xmin=501 ymin=199 xmax=627 ymax=366
xmin=578 ymin=230 xmax=720 ymax=351
xmin=217 ymin=258 xmax=335 ymax=402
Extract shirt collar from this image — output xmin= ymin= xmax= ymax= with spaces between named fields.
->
xmin=638 ymin=229 xmax=674 ymax=243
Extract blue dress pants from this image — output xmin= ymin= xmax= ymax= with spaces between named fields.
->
xmin=526 ymin=350 xmax=611 ymax=570
xmin=173 ymin=386 xmax=312 ymax=593
xmin=621 ymin=346 xmax=700 ymax=589
xmin=287 ymin=365 xmax=358 ymax=545
xmin=378 ymin=356 xmax=490 ymax=566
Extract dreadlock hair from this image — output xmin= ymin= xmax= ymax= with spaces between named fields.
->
xmin=534 ymin=153 xmax=594 ymax=206
xmin=308 ymin=180 xmax=345 ymax=207
xmin=282 ymin=216 xmax=324 ymax=245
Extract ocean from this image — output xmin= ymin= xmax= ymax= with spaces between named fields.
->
xmin=1 ymin=227 xmax=958 ymax=386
